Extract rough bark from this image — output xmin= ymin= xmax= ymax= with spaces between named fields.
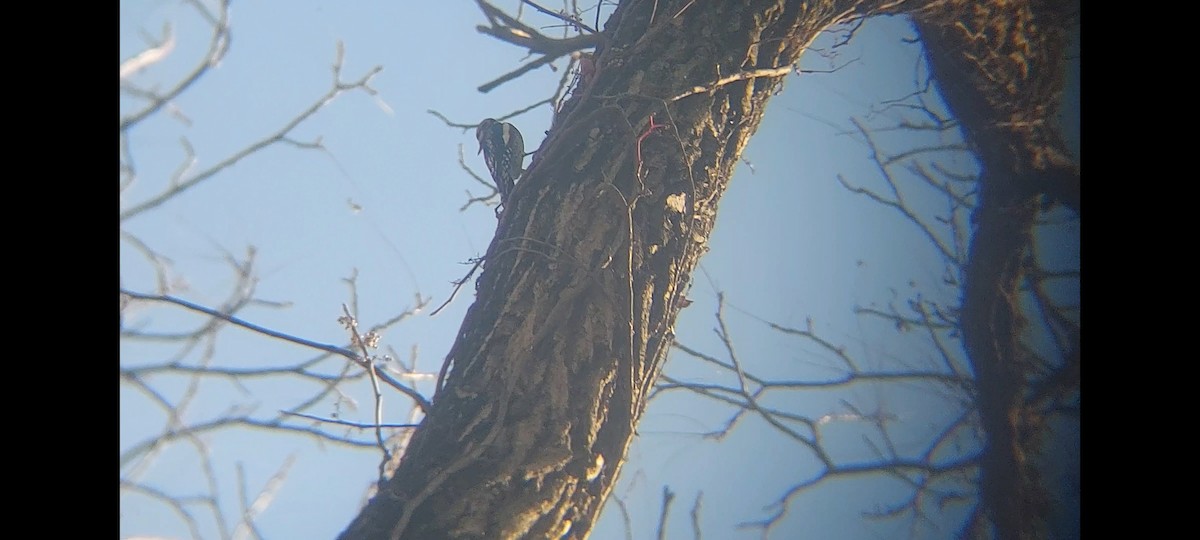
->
xmin=339 ymin=1 xmax=915 ymax=538
xmin=913 ymin=1 xmax=1079 ymax=539
xmin=338 ymin=0 xmax=1077 ymax=538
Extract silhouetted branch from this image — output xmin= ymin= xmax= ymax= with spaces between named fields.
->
xmin=474 ymin=0 xmax=602 ymax=93
xmin=120 ymin=41 xmax=384 ymax=221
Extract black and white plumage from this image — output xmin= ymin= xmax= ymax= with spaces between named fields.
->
xmin=475 ymin=118 xmax=525 ymax=206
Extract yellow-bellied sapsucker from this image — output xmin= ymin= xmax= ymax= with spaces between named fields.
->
xmin=476 ymin=118 xmax=525 ymax=207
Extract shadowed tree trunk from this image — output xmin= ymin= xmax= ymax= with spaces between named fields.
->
xmin=339 ymin=1 xmax=1077 ymax=538
xmin=914 ymin=1 xmax=1079 ymax=539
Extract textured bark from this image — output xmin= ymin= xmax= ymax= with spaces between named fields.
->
xmin=338 ymin=0 xmax=1077 ymax=539
xmin=914 ymin=1 xmax=1079 ymax=539
xmin=339 ymin=1 xmax=914 ymax=538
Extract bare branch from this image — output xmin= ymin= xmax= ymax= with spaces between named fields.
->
xmin=670 ymin=66 xmax=794 ymax=102
xmin=121 ymin=43 xmax=384 ymax=221
xmin=521 ymin=0 xmax=597 ymax=33
xmin=120 ymin=23 xmax=176 ymax=80
xmin=655 ymin=486 xmax=675 ymax=540
xmin=120 ymin=288 xmax=432 ymax=412
xmin=473 ymin=0 xmax=602 ymax=93
xmin=120 ymin=0 xmax=231 ymax=131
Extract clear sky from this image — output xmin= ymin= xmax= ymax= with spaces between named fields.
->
xmin=121 ymin=2 xmax=1077 ymax=539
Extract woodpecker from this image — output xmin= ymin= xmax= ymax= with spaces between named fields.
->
xmin=475 ymin=118 xmax=525 ymax=207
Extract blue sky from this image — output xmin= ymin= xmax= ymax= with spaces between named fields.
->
xmin=121 ymin=2 xmax=1077 ymax=539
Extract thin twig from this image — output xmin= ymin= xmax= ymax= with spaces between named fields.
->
xmin=121 ymin=288 xmax=432 ymax=411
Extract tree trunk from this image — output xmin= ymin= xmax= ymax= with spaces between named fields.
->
xmin=913 ymin=1 xmax=1079 ymax=539
xmin=339 ymin=0 xmax=1077 ymax=538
